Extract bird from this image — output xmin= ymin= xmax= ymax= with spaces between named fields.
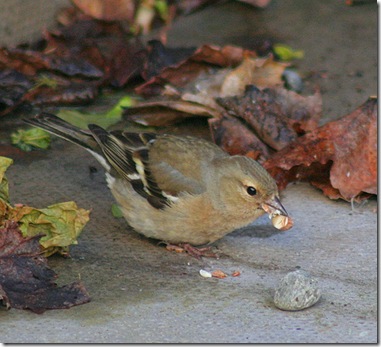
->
xmin=25 ymin=112 xmax=291 ymax=257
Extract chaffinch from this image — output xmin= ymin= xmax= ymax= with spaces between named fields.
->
xmin=25 ymin=113 xmax=292 ymax=256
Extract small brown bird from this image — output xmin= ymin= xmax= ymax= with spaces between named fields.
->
xmin=25 ymin=113 xmax=291 ymax=256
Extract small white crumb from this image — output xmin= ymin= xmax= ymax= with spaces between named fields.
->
xmin=199 ymin=269 xmax=212 ymax=278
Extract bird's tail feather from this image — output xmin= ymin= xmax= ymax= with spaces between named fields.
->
xmin=24 ymin=112 xmax=99 ymax=152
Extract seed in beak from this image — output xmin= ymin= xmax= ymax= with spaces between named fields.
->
xmin=262 ymin=196 xmax=293 ymax=231
xmin=272 ymin=215 xmax=293 ymax=231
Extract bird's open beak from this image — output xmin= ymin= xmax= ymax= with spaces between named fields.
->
xmin=261 ymin=196 xmax=288 ymax=218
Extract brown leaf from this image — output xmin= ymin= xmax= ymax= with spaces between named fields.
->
xmin=72 ymin=0 xmax=135 ymax=21
xmin=209 ymin=115 xmax=272 ymax=161
xmin=217 ymin=86 xmax=297 ymax=151
xmin=0 ymin=69 xmax=32 ymax=114
xmin=216 ymin=85 xmax=322 ymax=151
xmin=142 ymin=40 xmax=197 ymax=81
xmin=135 ymin=44 xmax=258 ymax=96
xmin=0 ymin=221 xmax=90 ymax=313
xmin=220 ymin=55 xmax=288 ymax=97
xmin=123 ymin=96 xmax=221 ymax=126
xmin=0 ymin=47 xmax=103 ymax=78
xmin=263 ymin=97 xmax=377 ymax=201
xmin=23 ymin=80 xmax=99 ymax=106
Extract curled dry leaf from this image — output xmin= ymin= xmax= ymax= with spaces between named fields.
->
xmin=263 ymin=97 xmax=377 ymax=201
xmin=220 ymin=55 xmax=288 ymax=97
xmin=231 ymin=270 xmax=241 ymax=277
xmin=124 ymin=97 xmax=220 ymax=126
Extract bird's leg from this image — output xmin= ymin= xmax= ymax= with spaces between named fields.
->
xmin=181 ymin=243 xmax=219 ymax=259
xmin=165 ymin=242 xmax=219 ymax=259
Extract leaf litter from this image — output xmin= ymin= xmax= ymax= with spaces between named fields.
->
xmin=0 ymin=157 xmax=91 ymax=312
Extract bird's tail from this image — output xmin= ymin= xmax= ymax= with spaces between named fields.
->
xmin=24 ymin=112 xmax=100 ymax=153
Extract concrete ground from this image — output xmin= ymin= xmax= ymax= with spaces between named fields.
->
xmin=0 ymin=0 xmax=378 ymax=343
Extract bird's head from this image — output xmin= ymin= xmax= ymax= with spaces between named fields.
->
xmin=213 ymin=156 xmax=290 ymax=227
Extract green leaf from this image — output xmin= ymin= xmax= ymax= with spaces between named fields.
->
xmin=273 ymin=44 xmax=304 ymax=61
xmin=111 ymin=203 xmax=124 ymax=218
xmin=13 ymin=202 xmax=90 ymax=257
xmin=11 ymin=128 xmax=51 ymax=151
xmin=57 ymin=95 xmax=136 ymax=129
xmin=0 ymin=156 xmax=90 ymax=256
xmin=0 ymin=157 xmax=13 ymax=202
xmin=154 ymin=0 xmax=169 ymax=20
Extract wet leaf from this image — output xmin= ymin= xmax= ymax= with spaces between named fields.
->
xmin=11 ymin=128 xmax=51 ymax=152
xmin=263 ymin=97 xmax=377 ymax=201
xmin=0 ymin=220 xmax=90 ymax=313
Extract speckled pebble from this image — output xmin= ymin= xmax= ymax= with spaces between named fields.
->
xmin=282 ymin=68 xmax=303 ymax=92
xmin=274 ymin=269 xmax=321 ymax=311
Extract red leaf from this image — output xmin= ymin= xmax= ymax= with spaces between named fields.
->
xmin=263 ymin=97 xmax=377 ymax=201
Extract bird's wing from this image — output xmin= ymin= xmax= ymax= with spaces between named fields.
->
xmin=88 ymin=127 xmax=210 ymax=209
xmin=148 ymin=135 xmax=221 ymax=197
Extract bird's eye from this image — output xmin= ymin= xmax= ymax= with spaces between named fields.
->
xmin=246 ymin=186 xmax=257 ymax=196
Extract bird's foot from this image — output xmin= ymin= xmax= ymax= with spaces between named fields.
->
xmin=165 ymin=243 xmax=219 ymax=259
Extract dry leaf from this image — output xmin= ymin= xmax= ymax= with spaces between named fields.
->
xmin=72 ymin=0 xmax=135 ymax=21
xmin=263 ymin=97 xmax=377 ymax=201
xmin=209 ymin=115 xmax=272 ymax=161
xmin=220 ymin=55 xmax=288 ymax=97
xmin=136 ymin=44 xmax=258 ymax=96
xmin=0 ymin=156 xmax=90 ymax=256
xmin=216 ymin=85 xmax=322 ymax=152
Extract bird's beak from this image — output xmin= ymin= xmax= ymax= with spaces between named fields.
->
xmin=261 ymin=196 xmax=288 ymax=218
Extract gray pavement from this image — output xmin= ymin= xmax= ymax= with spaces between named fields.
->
xmin=0 ymin=0 xmax=378 ymax=343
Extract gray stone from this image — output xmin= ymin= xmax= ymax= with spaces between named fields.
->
xmin=274 ymin=269 xmax=321 ymax=311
